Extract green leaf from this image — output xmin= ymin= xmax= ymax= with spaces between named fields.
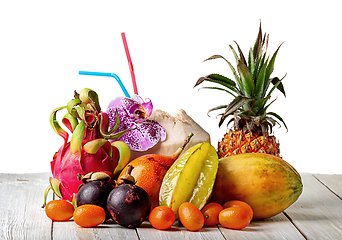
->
xmin=66 ymin=99 xmax=81 ymax=118
xmin=266 ymin=76 xmax=284 ymax=98
xmin=233 ymin=41 xmax=247 ymax=66
xmin=248 ymin=48 xmax=255 ymax=76
xmin=226 ymin=117 xmax=235 ymax=128
xmin=42 ymin=185 xmax=52 ymax=208
xmin=70 ymin=121 xmax=85 ymax=155
xmin=254 ymin=54 xmax=267 ymax=81
xmin=239 ymin=109 xmax=256 ymax=119
xmin=207 ymin=104 xmax=227 ymax=117
xmin=203 ymin=54 xmax=243 ymax=91
xmin=198 ymin=87 xmax=236 ymax=98
xmin=194 ymin=75 xmax=240 ymax=95
xmin=258 ymin=97 xmax=276 ymax=118
xmin=62 ymin=113 xmax=78 ymax=133
xmin=253 ymin=22 xmax=263 ymax=60
xmin=83 ymin=139 xmax=113 ymax=160
xmin=252 ymin=96 xmax=270 ymax=115
xmin=104 ymin=129 xmax=135 ymax=139
xmin=50 ymin=106 xmax=69 ymax=144
xmin=229 ymin=45 xmax=239 ymax=65
xmin=79 ymin=88 xmax=101 ymax=112
xmin=49 ymin=177 xmax=62 ymax=199
xmin=267 ymin=112 xmax=288 ymax=131
xmin=219 ymin=96 xmax=252 ymax=127
xmin=109 ymin=109 xmax=120 ymax=134
xmin=254 ymin=62 xmax=267 ymax=99
xmin=75 ymin=106 xmax=86 ymax=123
xmin=98 ymin=111 xmax=134 ymax=139
xmin=208 ymin=73 xmax=236 ymax=86
xmin=203 ymin=54 xmax=226 ymax=62
xmin=264 ymin=43 xmax=283 ymax=95
xmin=271 ymin=76 xmax=286 ymax=97
xmin=262 ymin=32 xmax=269 ymax=49
xmin=237 ymin=61 xmax=254 ymax=98
xmin=266 ymin=116 xmax=278 ymax=127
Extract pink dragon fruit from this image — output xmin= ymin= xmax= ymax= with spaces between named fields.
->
xmin=43 ymin=88 xmax=131 ymax=206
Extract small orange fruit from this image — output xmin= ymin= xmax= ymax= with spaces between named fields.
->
xmin=222 ymin=200 xmax=253 ymax=220
xmin=45 ymin=200 xmax=74 ymax=221
xmin=73 ymin=204 xmax=106 ymax=228
xmin=219 ymin=207 xmax=251 ymax=230
xmin=201 ymin=202 xmax=223 ymax=226
xmin=178 ymin=202 xmax=204 ymax=231
xmin=149 ymin=206 xmax=175 ymax=230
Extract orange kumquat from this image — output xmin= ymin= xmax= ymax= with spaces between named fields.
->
xmin=45 ymin=200 xmax=74 ymax=221
xmin=149 ymin=206 xmax=175 ymax=230
xmin=178 ymin=202 xmax=204 ymax=231
xmin=73 ymin=204 xmax=106 ymax=228
xmin=219 ymin=206 xmax=251 ymax=230
xmin=223 ymin=200 xmax=253 ymax=220
xmin=201 ymin=202 xmax=223 ymax=226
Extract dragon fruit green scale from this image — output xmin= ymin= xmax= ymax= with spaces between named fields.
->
xmin=43 ymin=88 xmax=131 ymax=206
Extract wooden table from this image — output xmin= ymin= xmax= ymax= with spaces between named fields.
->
xmin=1 ymin=172 xmax=342 ymax=239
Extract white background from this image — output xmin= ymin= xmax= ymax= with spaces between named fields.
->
xmin=1 ymin=1 xmax=341 ymax=174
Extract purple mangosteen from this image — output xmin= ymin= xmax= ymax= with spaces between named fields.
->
xmin=76 ymin=180 xmax=114 ymax=219
xmin=107 ymin=165 xmax=151 ymax=228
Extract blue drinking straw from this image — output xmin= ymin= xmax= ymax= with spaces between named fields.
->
xmin=79 ymin=71 xmax=131 ymax=98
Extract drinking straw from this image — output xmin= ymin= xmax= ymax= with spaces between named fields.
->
xmin=79 ymin=71 xmax=131 ymax=98
xmin=121 ymin=32 xmax=138 ymax=95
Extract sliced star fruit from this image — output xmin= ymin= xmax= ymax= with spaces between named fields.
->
xmin=159 ymin=142 xmax=219 ymax=219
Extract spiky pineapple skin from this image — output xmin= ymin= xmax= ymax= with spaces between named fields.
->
xmin=217 ymin=129 xmax=280 ymax=158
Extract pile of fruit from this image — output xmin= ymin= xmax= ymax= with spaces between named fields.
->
xmin=43 ymin=24 xmax=303 ymax=231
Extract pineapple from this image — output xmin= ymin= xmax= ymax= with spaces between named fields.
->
xmin=194 ymin=23 xmax=287 ymax=158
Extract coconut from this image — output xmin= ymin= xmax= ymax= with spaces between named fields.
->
xmin=130 ymin=109 xmax=210 ymax=160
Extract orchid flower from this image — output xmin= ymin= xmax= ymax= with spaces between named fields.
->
xmin=129 ymin=95 xmax=153 ymax=121
xmin=106 ymin=94 xmax=166 ymax=151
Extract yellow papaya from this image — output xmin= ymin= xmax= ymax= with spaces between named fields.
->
xmin=210 ymin=153 xmax=303 ymax=220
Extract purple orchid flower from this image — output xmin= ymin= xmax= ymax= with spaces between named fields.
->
xmin=106 ymin=94 xmax=166 ymax=151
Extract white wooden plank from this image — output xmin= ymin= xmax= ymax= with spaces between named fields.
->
xmin=314 ymin=174 xmax=342 ymax=198
xmin=218 ymin=213 xmax=305 ymax=240
xmin=137 ymin=221 xmax=225 ymax=240
xmin=9 ymin=172 xmax=342 ymax=239
xmin=0 ymin=173 xmax=53 ymax=240
xmin=53 ymin=220 xmax=139 ymax=240
xmin=284 ymin=173 xmax=342 ymax=239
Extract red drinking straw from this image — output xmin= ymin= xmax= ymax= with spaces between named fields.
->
xmin=121 ymin=32 xmax=138 ymax=95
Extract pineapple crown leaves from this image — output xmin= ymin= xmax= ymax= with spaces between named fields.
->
xmin=194 ymin=23 xmax=287 ymax=132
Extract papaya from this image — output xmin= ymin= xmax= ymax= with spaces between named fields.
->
xmin=210 ymin=153 xmax=303 ymax=220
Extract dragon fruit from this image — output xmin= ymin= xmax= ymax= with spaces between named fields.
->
xmin=106 ymin=94 xmax=166 ymax=151
xmin=43 ymin=88 xmax=131 ymax=206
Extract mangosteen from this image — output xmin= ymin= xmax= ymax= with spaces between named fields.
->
xmin=107 ymin=165 xmax=151 ymax=228
xmin=76 ymin=172 xmax=114 ymax=219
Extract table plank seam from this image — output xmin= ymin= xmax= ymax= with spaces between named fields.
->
xmin=51 ymin=223 xmax=53 ymax=240
xmin=283 ymin=211 xmax=309 ymax=240
xmin=134 ymin=228 xmax=141 ymax=240
xmin=216 ymin=225 xmax=228 ymax=240
xmin=313 ymin=174 xmax=342 ymax=201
